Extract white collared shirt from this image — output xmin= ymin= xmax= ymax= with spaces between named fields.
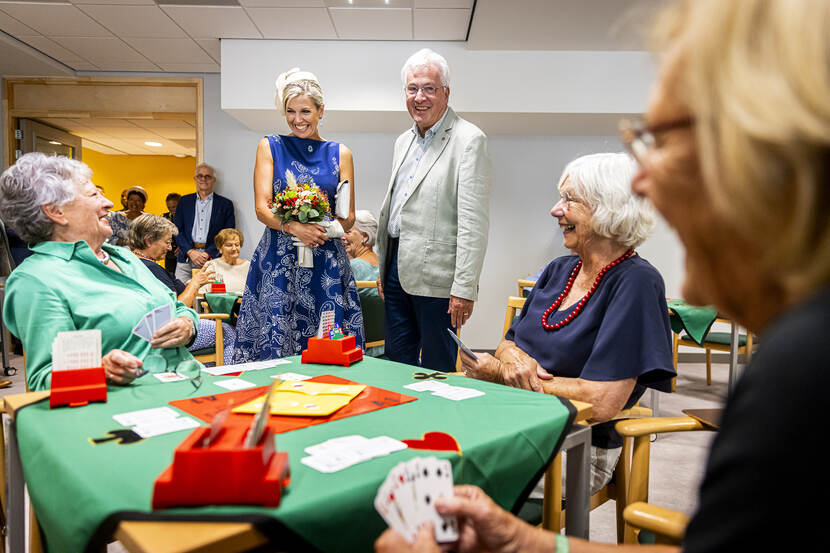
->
xmin=387 ymin=109 xmax=449 ymax=238
xmin=191 ymin=192 xmax=214 ymax=244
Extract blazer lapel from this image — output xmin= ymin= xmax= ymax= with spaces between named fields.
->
xmin=406 ymin=108 xmax=456 ymax=200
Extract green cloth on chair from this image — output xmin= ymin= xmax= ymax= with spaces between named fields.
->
xmin=359 ymin=292 xmax=385 ymax=357
xmin=667 ymin=299 xmax=718 ymax=346
xmin=204 ymin=292 xmax=240 ymax=316
xmin=682 ymin=332 xmax=747 ymax=347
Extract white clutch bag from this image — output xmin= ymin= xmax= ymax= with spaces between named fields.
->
xmin=335 ymin=179 xmax=350 ymax=219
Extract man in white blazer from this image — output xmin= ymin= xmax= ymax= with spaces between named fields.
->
xmin=377 ymin=48 xmax=492 ymax=372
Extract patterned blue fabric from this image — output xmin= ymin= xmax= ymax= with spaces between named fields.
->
xmin=233 ymin=134 xmax=365 ymax=362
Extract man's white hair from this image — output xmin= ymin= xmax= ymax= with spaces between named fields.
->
xmin=400 ymin=48 xmax=450 ymax=88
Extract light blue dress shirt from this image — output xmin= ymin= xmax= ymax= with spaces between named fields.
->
xmin=191 ymin=192 xmax=214 ymax=245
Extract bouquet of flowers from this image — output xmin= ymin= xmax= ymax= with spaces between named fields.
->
xmin=268 ymin=170 xmax=331 ymax=267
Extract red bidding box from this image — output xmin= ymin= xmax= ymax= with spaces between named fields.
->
xmin=49 ymin=367 xmax=107 ymax=408
xmin=301 ymin=336 xmax=363 ymax=366
xmin=209 ymin=282 xmax=226 ymax=293
xmin=153 ymin=423 xmax=290 ymax=509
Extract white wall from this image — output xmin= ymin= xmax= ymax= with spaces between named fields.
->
xmin=203 ymin=74 xmax=685 ymax=349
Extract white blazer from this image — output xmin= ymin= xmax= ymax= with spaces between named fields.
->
xmin=377 ymin=107 xmax=492 ymax=301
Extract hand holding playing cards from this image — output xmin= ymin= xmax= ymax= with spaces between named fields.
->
xmin=435 ymin=485 xmax=551 ymax=553
xmin=150 ymin=316 xmax=195 ymax=349
xmin=102 ymin=349 xmax=143 ymax=385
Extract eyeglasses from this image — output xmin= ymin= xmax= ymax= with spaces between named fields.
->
xmin=194 ymin=174 xmax=215 ymax=181
xmin=136 ymin=354 xmax=204 ymax=390
xmin=555 ymin=191 xmax=585 ymax=210
xmin=619 ymin=117 xmax=695 ymax=163
xmin=405 ymin=84 xmax=443 ymax=97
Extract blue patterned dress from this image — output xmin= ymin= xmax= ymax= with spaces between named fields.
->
xmin=232 ymin=135 xmax=365 ymax=362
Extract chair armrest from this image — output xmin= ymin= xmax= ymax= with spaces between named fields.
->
xmin=623 ymin=502 xmax=689 ymax=543
xmin=615 ymin=416 xmax=708 ymax=438
xmin=355 ymin=280 xmax=378 ymax=289
xmin=609 ymin=406 xmax=653 ymax=421
xmin=198 ymin=313 xmax=230 ymax=321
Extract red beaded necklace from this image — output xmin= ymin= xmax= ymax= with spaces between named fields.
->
xmin=541 ymin=249 xmax=635 ymax=331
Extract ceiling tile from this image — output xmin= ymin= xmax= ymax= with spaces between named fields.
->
xmin=17 ymin=35 xmax=88 ymax=64
xmin=83 ymin=140 xmax=129 ymax=155
xmin=195 ymin=38 xmax=220 ymax=62
xmin=415 ymin=0 xmax=473 ymax=7
xmin=239 ymin=0 xmax=325 ymax=6
xmin=69 ymin=0 xmax=155 ymax=5
xmin=245 ymin=7 xmax=336 ymax=39
xmin=329 ymin=7 xmax=411 ymax=39
xmin=157 ymin=62 xmax=220 ymax=73
xmin=123 ymin=37 xmax=214 ymax=64
xmin=77 ymin=5 xmax=186 ymax=38
xmin=0 ymin=3 xmax=111 ymax=37
xmin=324 ymin=0 xmax=412 ymax=6
xmin=50 ymin=36 xmax=147 ymax=64
xmin=413 ymin=8 xmax=469 ymax=40
xmin=0 ymin=10 xmax=38 ymax=37
xmin=161 ymin=5 xmax=261 ymax=38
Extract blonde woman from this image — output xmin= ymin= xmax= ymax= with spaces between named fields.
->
xmin=234 ymin=68 xmax=364 ymax=362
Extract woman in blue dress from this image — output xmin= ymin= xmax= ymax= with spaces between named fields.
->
xmin=233 ymin=68 xmax=364 ymax=362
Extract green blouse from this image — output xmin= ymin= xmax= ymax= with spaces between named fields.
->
xmin=3 ymin=240 xmax=198 ymax=391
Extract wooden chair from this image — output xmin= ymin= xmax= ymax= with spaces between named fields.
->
xmin=355 ymin=281 xmax=385 ymax=352
xmin=615 ymin=416 xmax=716 ymax=544
xmin=672 ymin=317 xmax=756 ymax=385
xmin=193 ymin=307 xmax=230 ymax=366
xmin=517 ymin=278 xmax=536 ymax=298
xmin=501 ymin=295 xmax=652 ymax=540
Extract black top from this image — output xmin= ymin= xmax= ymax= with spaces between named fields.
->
xmin=682 ymin=285 xmax=830 ymax=552
xmin=506 ymin=255 xmax=675 ymax=448
xmin=139 ymin=258 xmax=185 ymax=296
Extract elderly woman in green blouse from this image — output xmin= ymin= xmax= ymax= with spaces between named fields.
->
xmin=0 ymin=153 xmax=198 ymax=391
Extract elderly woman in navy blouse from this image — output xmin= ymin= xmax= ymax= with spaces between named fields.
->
xmin=462 ymin=152 xmax=675 ymax=499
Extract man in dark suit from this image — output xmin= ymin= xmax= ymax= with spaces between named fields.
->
xmin=173 ymin=163 xmax=236 ymax=282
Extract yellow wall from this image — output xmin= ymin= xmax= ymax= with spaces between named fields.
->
xmin=83 ymin=148 xmax=196 ymax=216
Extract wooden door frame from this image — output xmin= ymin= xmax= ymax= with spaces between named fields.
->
xmin=2 ymin=76 xmax=203 ymax=169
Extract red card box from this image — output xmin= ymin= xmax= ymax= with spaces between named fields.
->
xmin=153 ymin=423 xmax=290 ymax=509
xmin=301 ymin=336 xmax=363 ymax=366
xmin=49 ymin=366 xmax=107 ymax=408
xmin=209 ymin=282 xmax=226 ymax=293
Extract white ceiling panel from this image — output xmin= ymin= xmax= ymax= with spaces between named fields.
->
xmin=69 ymin=0 xmax=155 ymax=5
xmin=77 ymin=5 xmax=186 ymax=38
xmin=161 ymin=5 xmax=261 ymax=38
xmin=17 ymin=35 xmax=89 ymax=65
xmin=413 ymin=8 xmax=469 ymax=40
xmin=415 ymin=0 xmax=474 ymax=7
xmin=123 ymin=37 xmax=214 ymax=64
xmin=239 ymin=0 xmax=325 ymax=7
xmin=325 ymin=0 xmax=412 ymax=6
xmin=157 ymin=62 xmax=220 ymax=73
xmin=83 ymin=140 xmax=128 ymax=155
xmin=0 ymin=9 xmax=38 ymax=37
xmin=329 ymin=7 xmax=411 ymax=40
xmin=0 ymin=3 xmax=111 ymax=37
xmin=245 ymin=7 xmax=336 ymax=39
xmin=195 ymin=38 xmax=220 ymax=62
xmin=50 ymin=36 xmax=147 ymax=64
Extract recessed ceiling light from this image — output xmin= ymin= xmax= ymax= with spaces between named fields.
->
xmin=49 ymin=141 xmax=61 ymax=145
xmin=174 ymin=154 xmax=186 ymax=158
xmin=144 ymin=141 xmax=163 ymax=147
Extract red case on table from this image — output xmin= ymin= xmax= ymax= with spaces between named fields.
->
xmin=49 ymin=366 xmax=107 ymax=408
xmin=301 ymin=336 xmax=363 ymax=366
xmin=209 ymin=282 xmax=226 ymax=293
xmin=152 ymin=423 xmax=290 ymax=509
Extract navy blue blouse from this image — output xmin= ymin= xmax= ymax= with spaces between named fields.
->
xmin=506 ymin=254 xmax=675 ymax=447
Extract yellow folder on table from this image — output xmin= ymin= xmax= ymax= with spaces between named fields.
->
xmin=232 ymin=380 xmax=367 ymax=417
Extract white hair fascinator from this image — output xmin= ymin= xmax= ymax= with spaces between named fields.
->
xmin=274 ymin=67 xmax=320 ymax=114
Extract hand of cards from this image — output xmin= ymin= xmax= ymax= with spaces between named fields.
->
xmin=375 ymin=457 xmax=458 ymax=544
xmin=131 ymin=304 xmax=172 ymax=342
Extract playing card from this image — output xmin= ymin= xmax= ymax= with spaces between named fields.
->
xmin=387 ymin=462 xmax=420 ymax=541
xmin=132 ymin=317 xmax=152 ymax=342
xmin=432 ymin=386 xmax=485 ymax=401
xmin=403 ymin=381 xmax=451 ymax=393
xmin=151 ymin=304 xmax=172 ymax=336
xmin=414 ymin=457 xmax=459 ymax=542
xmin=375 ymin=475 xmax=410 ymax=538
xmin=113 ymin=406 xmax=180 ymax=427
xmin=214 ymin=378 xmax=256 ymax=391
xmin=132 ymin=416 xmax=200 ymax=438
xmin=152 ymin=372 xmax=188 ymax=383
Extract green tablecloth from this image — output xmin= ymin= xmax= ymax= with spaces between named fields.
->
xmin=204 ymin=292 xmax=240 ymax=316
xmin=15 ymin=356 xmax=574 ymax=553
xmin=666 ymin=298 xmax=719 ymax=346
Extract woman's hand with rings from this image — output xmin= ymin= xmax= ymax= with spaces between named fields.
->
xmin=151 ymin=316 xmax=195 ymax=349
xmin=102 ymin=349 xmax=143 ymax=385
xmin=287 ymin=221 xmax=328 ymax=248
xmin=461 ymin=351 xmax=502 ymax=383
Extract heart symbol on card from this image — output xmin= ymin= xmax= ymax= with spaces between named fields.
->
xmin=402 ymin=431 xmax=461 ymax=454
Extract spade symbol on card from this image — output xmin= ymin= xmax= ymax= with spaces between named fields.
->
xmin=89 ymin=429 xmax=144 ymax=446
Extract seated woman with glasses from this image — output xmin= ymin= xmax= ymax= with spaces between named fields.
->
xmin=198 ymin=228 xmax=250 ymax=295
xmin=0 ymin=153 xmax=198 ymax=391
xmin=461 ymin=152 xmax=675 ymax=516
xmin=130 ymin=214 xmax=236 ymax=366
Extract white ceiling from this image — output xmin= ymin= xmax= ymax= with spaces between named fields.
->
xmin=0 ymin=0 xmax=476 ymax=72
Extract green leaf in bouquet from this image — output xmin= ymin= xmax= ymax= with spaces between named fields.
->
xmin=308 ymin=209 xmax=319 ymax=220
